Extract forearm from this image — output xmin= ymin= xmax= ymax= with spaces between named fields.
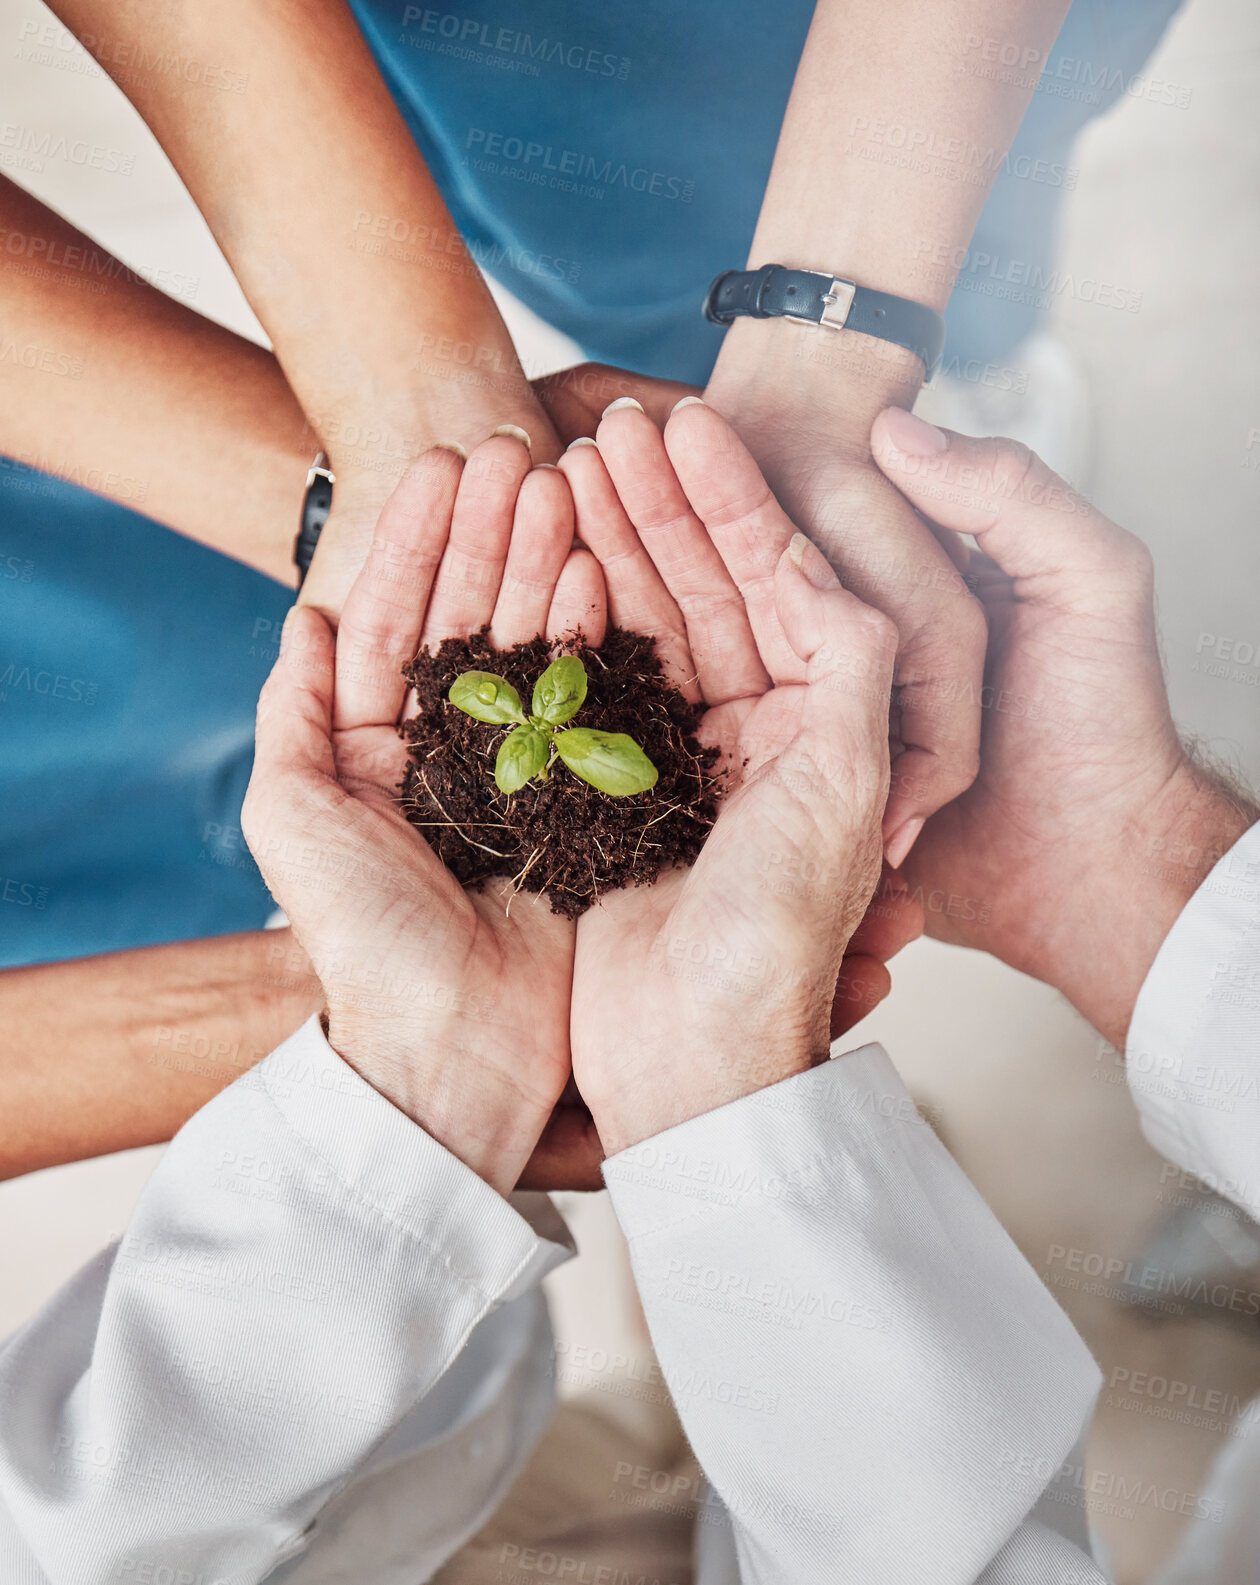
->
xmin=0 ymin=176 xmax=311 ymax=582
xmin=49 ymin=0 xmax=550 ymax=521
xmin=1060 ymin=765 xmax=1258 ymax=1051
xmin=706 ymin=0 xmax=1072 ymax=446
xmin=0 ymin=930 xmax=320 ymax=1178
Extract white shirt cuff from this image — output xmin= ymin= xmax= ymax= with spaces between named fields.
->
xmin=1126 ymin=821 xmax=1260 ymax=1215
xmin=247 ymin=1015 xmax=574 ymax=1297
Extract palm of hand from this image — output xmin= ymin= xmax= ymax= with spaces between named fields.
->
xmin=571 ymin=684 xmax=833 ymax=1110
xmin=320 ymin=713 xmax=576 ymax=1122
xmin=249 ymin=437 xmax=609 ymax=1188
xmin=720 ymin=435 xmax=987 ymax=851
xmin=559 ymin=403 xmax=897 ymax=1146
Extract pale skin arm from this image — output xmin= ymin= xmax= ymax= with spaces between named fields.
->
xmin=705 ymin=0 xmax=1073 ymax=861
xmin=47 ymin=0 xmax=555 ymax=618
xmin=710 ymin=0 xmax=1074 ymax=427
xmin=0 ymin=175 xmax=311 ymax=584
xmin=0 ymin=931 xmax=321 ymax=1180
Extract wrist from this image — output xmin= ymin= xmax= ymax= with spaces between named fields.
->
xmin=705 ymin=311 xmax=924 ymax=460
xmin=324 ymin=1011 xmax=550 ymax=1197
xmin=243 ymin=927 xmax=324 ymax=1037
xmin=298 ymin=397 xmax=557 ymax=616
xmin=589 ymin=1040 xmax=817 ymax=1158
xmin=1048 ymin=764 xmax=1258 ymax=1047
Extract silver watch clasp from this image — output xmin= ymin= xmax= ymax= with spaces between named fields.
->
xmin=819 ymin=277 xmax=857 ymax=330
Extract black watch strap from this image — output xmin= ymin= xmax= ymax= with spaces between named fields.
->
xmin=294 ymin=452 xmax=335 ymax=585
xmin=704 ymin=265 xmax=944 ymax=377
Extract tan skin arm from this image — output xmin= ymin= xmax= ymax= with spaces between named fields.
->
xmin=47 ymin=0 xmax=556 ymax=619
xmin=0 ymin=174 xmax=311 ymax=584
xmin=0 ymin=931 xmax=320 ymax=1180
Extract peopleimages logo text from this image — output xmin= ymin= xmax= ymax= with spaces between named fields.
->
xmin=402 ymin=8 xmax=630 ymax=79
xmin=465 ymin=129 xmax=693 ymax=202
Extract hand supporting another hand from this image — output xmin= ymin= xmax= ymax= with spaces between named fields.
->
xmin=705 ymin=342 xmax=989 ymax=867
xmin=868 ymin=408 xmax=1258 ymax=1048
xmin=246 ymin=403 xmax=920 ymax=1194
xmin=562 ymin=400 xmax=905 ymax=1152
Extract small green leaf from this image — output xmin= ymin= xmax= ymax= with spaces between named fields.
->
xmin=495 ymin=726 xmax=550 ymax=794
xmin=555 ymin=727 xmax=658 ymax=797
xmin=532 ymin=655 xmax=587 ymax=726
xmin=449 ymin=670 xmax=525 ymax=725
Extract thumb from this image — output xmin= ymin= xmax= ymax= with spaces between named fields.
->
xmin=767 ymin=534 xmax=896 ymax=848
xmin=870 ymin=408 xmax=1152 ymax=611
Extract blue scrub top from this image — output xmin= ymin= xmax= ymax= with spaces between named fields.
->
xmin=348 ymin=0 xmax=811 ymax=385
xmin=0 ymin=462 xmax=289 ymax=967
xmin=1 ymin=0 xmax=1182 ymax=969
xmin=347 ymin=0 xmax=1183 ymax=381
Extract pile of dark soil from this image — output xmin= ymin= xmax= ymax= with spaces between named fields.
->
xmin=400 ymin=626 xmax=721 ymax=917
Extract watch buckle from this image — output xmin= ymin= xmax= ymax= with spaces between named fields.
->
xmin=306 ymin=450 xmax=336 ymax=489
xmin=819 ymin=278 xmax=857 ymax=330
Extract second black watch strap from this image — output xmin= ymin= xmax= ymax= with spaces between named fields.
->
xmin=704 ymin=265 xmax=944 ymax=378
xmin=294 ymin=452 xmax=335 ymax=586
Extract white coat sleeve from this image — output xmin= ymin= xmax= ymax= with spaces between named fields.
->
xmin=0 ymin=1016 xmax=571 ymax=1584
xmin=603 ymin=1044 xmax=1107 ymax=1584
xmin=1125 ymin=820 xmax=1260 ymax=1221
xmin=1123 ymin=820 xmax=1260 ymax=1582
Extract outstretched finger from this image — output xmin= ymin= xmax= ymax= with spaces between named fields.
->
xmin=244 ymin=606 xmax=342 ymax=880
xmin=662 ymin=399 xmax=804 ymax=686
xmin=546 ymin=546 xmax=607 ymax=647
xmin=596 ymin=400 xmax=770 ymax=706
xmin=490 ymin=465 xmax=575 ymax=647
xmin=534 ymin=361 xmax=700 ymax=443
xmin=334 ymin=446 xmax=462 ymax=731
xmin=254 ymin=606 xmax=336 ymax=785
xmin=560 ymin=436 xmax=696 ymax=697
xmin=768 ymin=535 xmax=898 ymax=862
xmin=422 ymin=432 xmax=533 ymax=645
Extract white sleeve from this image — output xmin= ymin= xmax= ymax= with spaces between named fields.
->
xmin=603 ymin=1044 xmax=1106 ymax=1584
xmin=1121 ymin=821 xmax=1260 ymax=1584
xmin=1125 ymin=820 xmax=1260 ymax=1219
xmin=0 ymin=1016 xmax=572 ymax=1584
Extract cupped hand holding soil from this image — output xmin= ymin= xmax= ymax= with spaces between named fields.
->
xmin=401 ymin=625 xmax=722 ymax=917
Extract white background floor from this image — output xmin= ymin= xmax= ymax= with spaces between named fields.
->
xmin=1 ymin=1 xmax=1258 ymax=1577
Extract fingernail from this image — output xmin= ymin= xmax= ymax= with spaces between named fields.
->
xmin=787 ymin=531 xmax=835 ymax=590
xmin=601 ymin=397 xmax=644 ymax=417
xmin=433 ymin=440 xmax=467 ymax=460
xmin=884 ymin=816 xmax=925 ymax=870
xmin=565 ymin=436 xmax=598 ymax=450
xmin=881 ymin=407 xmax=947 ymax=456
xmin=533 ymin=462 xmax=560 ymax=471
xmin=492 ymin=424 xmax=532 ymax=450
xmin=670 ymin=395 xmax=705 ymax=413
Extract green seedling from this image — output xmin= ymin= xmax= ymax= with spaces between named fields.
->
xmin=448 ymin=655 xmax=658 ymax=798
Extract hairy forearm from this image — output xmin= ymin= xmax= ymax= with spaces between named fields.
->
xmin=49 ymin=0 xmax=548 ymax=499
xmin=0 ymin=930 xmax=320 ymax=1179
xmin=707 ymin=0 xmax=1072 ymax=443
xmin=0 ymin=175 xmax=311 ymax=581
xmin=1066 ymin=768 xmax=1259 ymax=1051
